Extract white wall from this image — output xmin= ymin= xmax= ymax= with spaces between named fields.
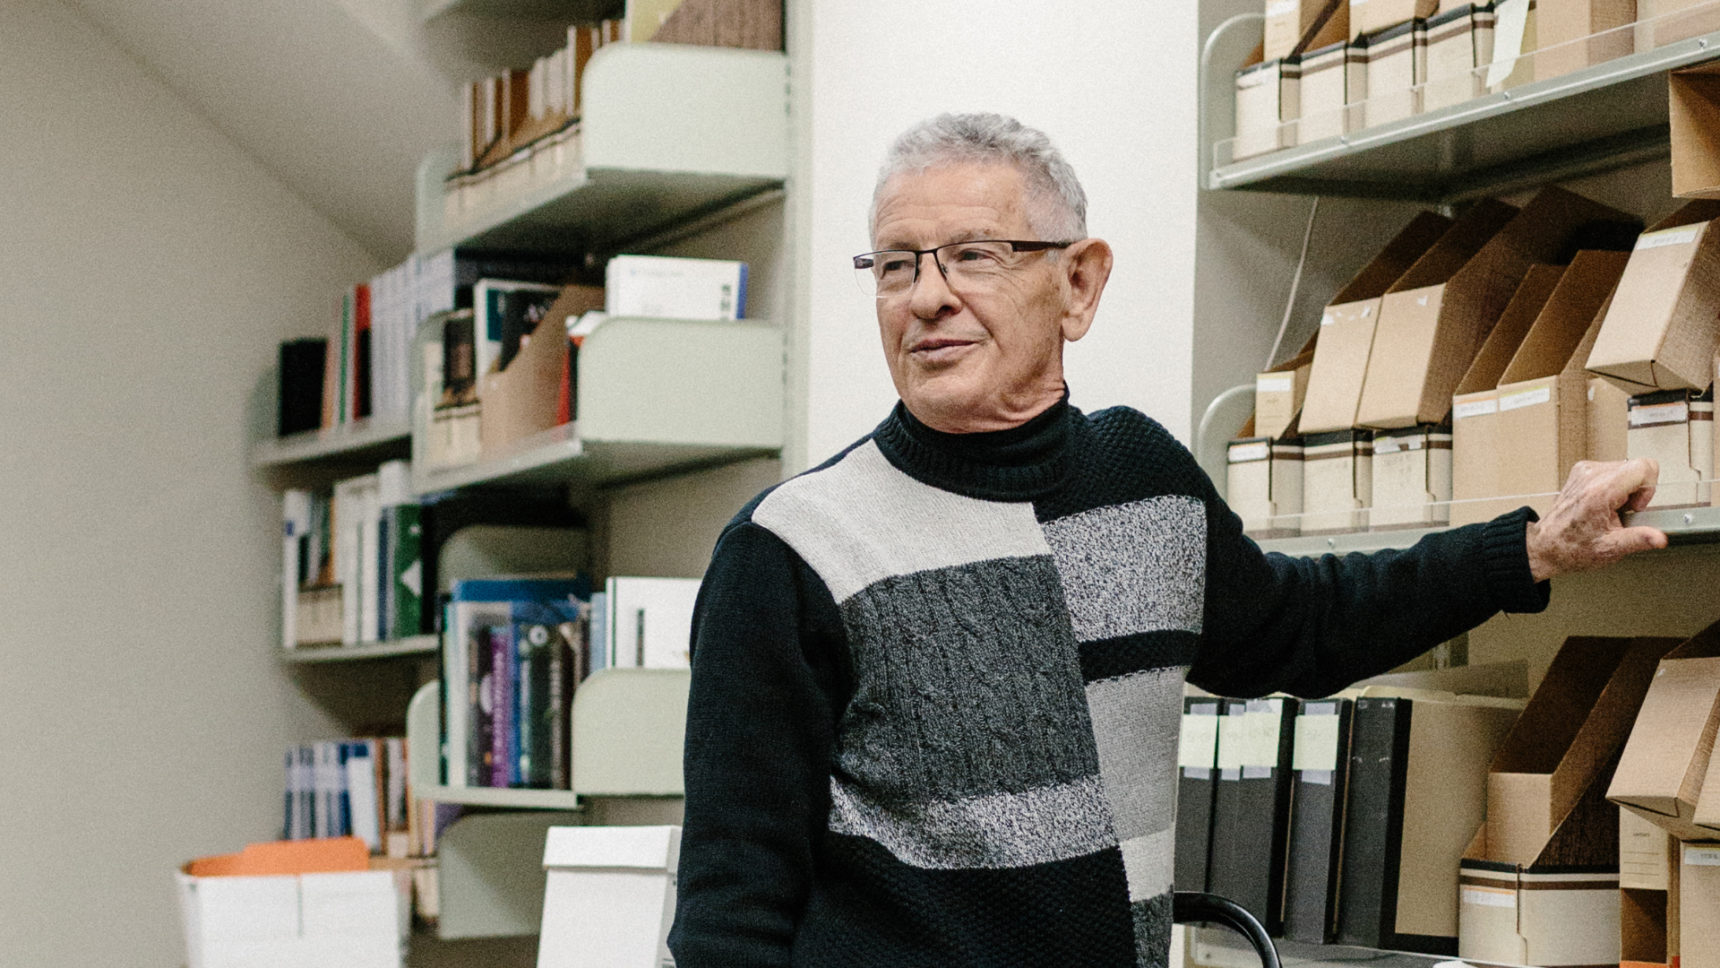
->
xmin=0 ymin=1 xmax=383 ymax=964
xmin=789 ymin=0 xmax=1202 ymax=471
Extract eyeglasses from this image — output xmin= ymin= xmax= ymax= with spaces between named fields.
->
xmin=852 ymin=240 xmax=1074 ymax=298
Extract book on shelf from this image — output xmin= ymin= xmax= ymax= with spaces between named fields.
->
xmin=284 ymin=737 xmax=411 ymax=855
xmin=281 ymin=461 xmax=424 ymax=649
xmin=277 ymin=338 xmax=327 ymax=437
xmin=440 ymin=576 xmax=594 ymax=790
xmin=598 ymin=575 xmax=701 ymax=670
xmin=474 ymin=279 xmax=564 ymax=382
xmin=604 ymin=254 xmax=748 ymax=320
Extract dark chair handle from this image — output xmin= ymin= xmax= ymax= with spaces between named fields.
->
xmin=1171 ymin=892 xmax=1282 ymax=968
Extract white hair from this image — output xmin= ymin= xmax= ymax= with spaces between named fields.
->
xmin=870 ymin=113 xmax=1089 ymax=242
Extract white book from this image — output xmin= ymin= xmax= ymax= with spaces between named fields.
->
xmin=604 ymin=255 xmax=749 ymax=320
xmin=312 ymin=743 xmax=334 ymax=838
xmin=604 ymin=576 xmax=701 ymax=670
xmin=346 ymin=741 xmax=381 ymax=851
xmin=282 ymin=489 xmax=312 ymax=650
xmin=331 ymin=476 xmax=370 ymax=645
xmin=357 ymin=478 xmax=382 ymax=644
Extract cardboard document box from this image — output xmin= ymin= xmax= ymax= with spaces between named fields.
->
xmin=1351 ymin=0 xmax=1440 ymax=38
xmin=478 ymin=285 xmax=605 ymax=457
xmin=1229 ymin=437 xmax=1306 ymax=537
xmin=1587 ymin=202 xmax=1720 ymax=392
xmin=538 ymin=826 xmax=679 ymax=968
xmin=1449 ymin=265 xmax=1565 ymax=525
xmin=1235 ymin=58 xmax=1301 ymax=160
xmin=1424 ymin=4 xmax=1498 ymax=112
xmin=1536 ymin=0 xmax=1636 ymax=79
xmin=1256 ymin=341 xmax=1316 ymax=438
xmin=1338 ymin=693 xmax=1522 ymax=954
xmin=1671 ymin=61 xmax=1720 ymax=198
xmin=1301 ymin=210 xmax=1455 ymax=433
xmin=1608 ymin=619 xmax=1720 ymax=842
xmin=1370 ymin=425 xmax=1453 ymax=528
xmin=1637 ymin=0 xmax=1720 ymax=48
xmin=1465 ymin=251 xmax=1629 ymax=524
xmin=1588 ymin=374 xmax=1632 ymax=460
xmin=1297 ymin=40 xmax=1351 ymax=141
xmin=1361 ymin=20 xmax=1428 ymax=127
xmin=1459 ymin=859 xmax=1621 ymax=966
xmin=177 ymin=838 xmax=402 ymax=968
xmin=604 ymin=255 xmax=747 ymax=320
xmin=1358 ymin=187 xmax=1637 ymax=430
xmin=1302 ymin=430 xmax=1374 ymax=532
xmin=1680 ymin=844 xmax=1720 ymax=968
xmin=1627 ymin=388 xmax=1715 ymax=508
xmin=1268 ymin=0 xmax=1350 ymax=61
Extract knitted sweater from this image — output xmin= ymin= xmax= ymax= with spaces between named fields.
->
xmin=668 ymin=397 xmax=1547 ymax=968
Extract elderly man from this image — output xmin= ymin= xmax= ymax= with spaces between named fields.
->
xmin=667 ymin=113 xmax=1665 ymax=967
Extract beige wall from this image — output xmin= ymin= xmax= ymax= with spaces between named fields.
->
xmin=0 ymin=1 xmax=383 ymax=963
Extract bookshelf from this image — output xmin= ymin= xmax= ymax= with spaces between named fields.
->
xmin=252 ymin=416 xmax=412 ymax=471
xmin=413 ymin=43 xmax=788 ymax=255
xmin=278 ymin=635 xmax=440 ymax=664
xmin=411 ymin=315 xmax=785 ymax=495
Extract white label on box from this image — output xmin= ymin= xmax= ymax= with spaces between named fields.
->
xmin=1454 ymin=398 xmax=1498 ymax=420
xmin=1241 ymin=699 xmax=1284 ymax=768
xmin=1374 ymin=438 xmax=1402 ymax=455
xmin=1321 ymin=313 xmax=1336 ymax=326
xmin=1258 ymin=373 xmax=1296 ymax=393
xmin=1230 ymin=442 xmax=1271 ymax=463
xmin=1179 ymin=712 xmax=1220 ymax=769
xmin=1637 ymin=225 xmax=1703 ymax=250
xmin=1292 ymin=712 xmax=1341 ymax=772
xmin=1499 ymin=386 xmax=1553 ymax=412
xmin=1462 ymin=887 xmax=1518 ymax=909
xmin=1630 ymin=401 xmax=1689 ymax=428
xmin=1216 ymin=711 xmax=1247 ymax=771
xmin=1267 ymin=0 xmax=1298 ymax=14
xmin=1687 ymin=845 xmax=1720 ymax=866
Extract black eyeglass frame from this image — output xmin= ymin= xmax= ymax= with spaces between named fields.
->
xmin=851 ymin=239 xmax=1076 ymax=292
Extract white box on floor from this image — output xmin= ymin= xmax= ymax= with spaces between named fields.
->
xmin=176 ymin=869 xmax=402 ymax=968
xmin=538 ymin=825 xmax=681 ymax=968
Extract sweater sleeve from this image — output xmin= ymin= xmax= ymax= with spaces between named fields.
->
xmin=1188 ymin=461 xmax=1550 ymax=700
xmin=667 ymin=519 xmax=848 ymax=968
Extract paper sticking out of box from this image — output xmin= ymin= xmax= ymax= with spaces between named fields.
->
xmin=1587 ymin=201 xmax=1720 ymax=392
xmin=1360 ymin=188 xmax=1639 ymax=431
xmin=1486 ymin=0 xmax=1539 ymax=90
xmin=1621 ymin=808 xmax=1676 ymax=891
xmin=178 ymin=838 xmax=402 ymax=968
xmin=604 ymin=255 xmax=747 ymax=320
xmin=1627 ymin=388 xmax=1715 ymax=508
xmin=1608 ymin=618 xmax=1720 ymax=842
xmin=1229 ymin=437 xmax=1306 ymax=538
xmin=538 ymin=825 xmax=680 ymax=968
xmin=1301 ymin=210 xmax=1455 ymax=434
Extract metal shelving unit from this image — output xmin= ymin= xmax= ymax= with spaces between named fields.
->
xmin=1254 ymin=504 xmax=1720 ymax=558
xmin=277 ymin=635 xmax=439 ymax=664
xmin=1201 ymin=10 xmax=1720 ymax=202
xmin=414 ymin=43 xmax=788 ymax=255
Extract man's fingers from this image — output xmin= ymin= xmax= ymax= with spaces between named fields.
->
xmin=1598 ymin=525 xmax=1669 ymax=558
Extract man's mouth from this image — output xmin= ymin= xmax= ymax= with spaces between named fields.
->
xmin=909 ymin=338 xmax=977 ymax=362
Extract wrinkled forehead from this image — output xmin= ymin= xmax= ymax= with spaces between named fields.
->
xmin=870 ymin=161 xmax=1034 ymax=248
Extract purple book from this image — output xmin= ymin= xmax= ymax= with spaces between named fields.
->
xmin=489 ymin=624 xmax=516 ymax=788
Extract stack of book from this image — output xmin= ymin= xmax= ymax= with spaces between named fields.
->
xmin=282 ymin=461 xmax=423 ymax=649
xmin=282 ymin=737 xmax=408 ymax=853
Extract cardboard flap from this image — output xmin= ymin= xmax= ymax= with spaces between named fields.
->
xmin=1649 ymin=199 xmax=1720 ymax=231
xmin=1491 ymin=638 xmax=1638 ymax=777
xmin=1293 ymin=0 xmax=1350 ymax=55
xmin=1388 ymin=200 xmax=1519 ymax=293
xmin=1484 ymin=186 xmax=1643 ymax=269
xmin=1332 ymin=211 xmax=1457 ymax=304
xmin=1533 ymin=744 xmax=1629 ymax=868
xmin=1455 ymin=264 xmax=1566 ymax=395
xmin=1499 ymin=251 xmax=1631 ymax=384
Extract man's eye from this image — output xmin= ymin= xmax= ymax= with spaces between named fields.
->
xmin=950 ymin=245 xmax=1001 ymax=263
xmin=878 ymin=257 xmax=913 ymax=275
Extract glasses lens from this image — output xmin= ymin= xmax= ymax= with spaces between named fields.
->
xmin=855 ymin=250 xmax=918 ymax=297
xmin=935 ymin=241 xmax=1013 ymax=288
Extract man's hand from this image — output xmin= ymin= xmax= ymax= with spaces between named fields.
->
xmin=1526 ymin=458 xmax=1670 ymax=582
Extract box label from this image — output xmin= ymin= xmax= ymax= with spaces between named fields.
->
xmin=1374 ymin=437 xmax=1401 ymax=455
xmin=1241 ymin=699 xmax=1285 ymax=768
xmin=1637 ymin=225 xmax=1703 ymax=250
xmin=1267 ymin=0 xmax=1298 ymax=14
xmin=1499 ymin=386 xmax=1553 ymax=412
xmin=1687 ymin=845 xmax=1720 ymax=866
xmin=1630 ymin=401 xmax=1689 ymax=428
xmin=1292 ymin=712 xmax=1341 ymax=772
xmin=1229 ymin=441 xmax=1271 ymax=463
xmin=1258 ymin=373 xmax=1296 ymax=393
xmin=1216 ymin=711 xmax=1247 ymax=771
xmin=1454 ymin=398 xmax=1499 ymax=419
xmin=1179 ymin=712 xmax=1220 ymax=769
xmin=1462 ymin=887 xmax=1517 ymax=909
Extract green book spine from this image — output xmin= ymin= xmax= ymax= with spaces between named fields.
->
xmin=387 ymin=504 xmax=423 ymax=641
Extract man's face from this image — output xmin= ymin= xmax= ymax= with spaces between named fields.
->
xmin=870 ymin=162 xmax=1075 ymax=433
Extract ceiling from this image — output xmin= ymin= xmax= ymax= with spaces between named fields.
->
xmin=65 ymin=0 xmax=574 ymax=262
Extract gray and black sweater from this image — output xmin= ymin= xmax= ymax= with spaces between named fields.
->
xmin=668 ymin=396 xmax=1547 ymax=968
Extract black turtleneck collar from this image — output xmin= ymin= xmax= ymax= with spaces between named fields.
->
xmin=872 ymin=392 xmax=1079 ymax=501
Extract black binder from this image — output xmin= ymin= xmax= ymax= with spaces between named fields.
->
xmin=1336 ymin=695 xmax=1413 ymax=948
xmin=1175 ymin=698 xmax=1222 ymax=893
xmin=1282 ymin=697 xmax=1354 ymax=942
xmin=1207 ymin=697 xmax=1297 ymax=934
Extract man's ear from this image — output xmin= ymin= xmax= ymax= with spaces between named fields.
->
xmin=1059 ymin=237 xmax=1113 ymax=342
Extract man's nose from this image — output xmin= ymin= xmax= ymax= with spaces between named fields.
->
xmin=908 ymin=251 xmax=960 ymax=318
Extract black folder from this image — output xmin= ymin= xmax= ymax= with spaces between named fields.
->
xmin=1207 ymin=697 xmax=1297 ymax=934
xmin=1282 ymin=697 xmax=1354 ymax=943
xmin=1175 ymin=698 xmax=1222 ymax=893
xmin=1336 ymin=695 xmax=1412 ymax=948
